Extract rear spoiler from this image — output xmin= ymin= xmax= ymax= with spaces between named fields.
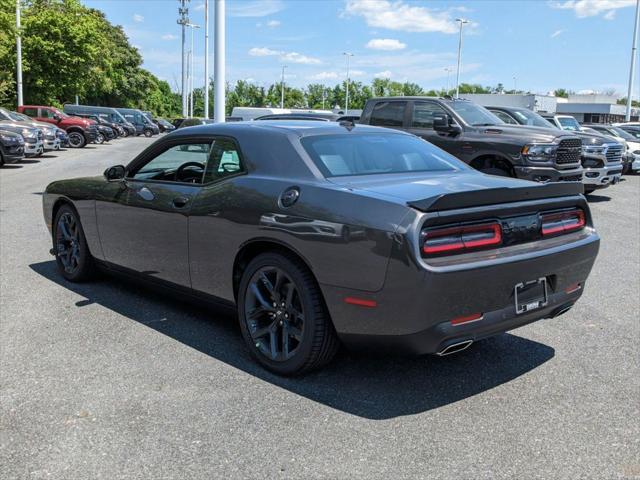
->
xmin=407 ymin=182 xmax=584 ymax=212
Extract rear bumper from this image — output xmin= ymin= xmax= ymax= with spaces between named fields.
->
xmin=514 ymin=165 xmax=583 ymax=183
xmin=582 ymin=162 xmax=623 ymax=188
xmin=322 ymin=228 xmax=599 ymax=356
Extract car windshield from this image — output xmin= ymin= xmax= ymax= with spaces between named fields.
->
xmin=608 ymin=126 xmax=636 ymax=141
xmin=558 ymin=116 xmax=581 ymax=131
xmin=301 ymin=133 xmax=465 ymax=177
xmin=8 ymin=111 xmax=30 ymax=122
xmin=448 ymin=101 xmax=504 ymax=126
xmin=511 ymin=109 xmax=556 ymax=128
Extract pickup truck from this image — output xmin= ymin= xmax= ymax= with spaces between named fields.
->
xmin=18 ymin=105 xmax=98 ymax=148
xmin=358 ymin=97 xmax=584 ymax=183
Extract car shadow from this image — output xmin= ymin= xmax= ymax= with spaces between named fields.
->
xmin=29 ymin=260 xmax=555 ymax=420
xmin=0 ymin=164 xmax=23 ymax=169
xmin=19 ymin=159 xmax=40 ymax=164
xmin=585 ymin=193 xmax=611 ymax=203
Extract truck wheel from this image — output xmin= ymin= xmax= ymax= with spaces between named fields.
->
xmin=237 ymin=252 xmax=340 ymax=376
xmin=68 ymin=132 xmax=86 ymax=148
xmin=482 ymin=167 xmax=512 ymax=177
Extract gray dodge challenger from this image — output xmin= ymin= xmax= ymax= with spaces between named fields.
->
xmin=43 ymin=121 xmax=600 ymax=375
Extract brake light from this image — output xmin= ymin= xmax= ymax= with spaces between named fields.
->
xmin=422 ymin=222 xmax=502 ymax=256
xmin=451 ymin=313 xmax=483 ymax=325
xmin=541 ymin=209 xmax=585 ymax=236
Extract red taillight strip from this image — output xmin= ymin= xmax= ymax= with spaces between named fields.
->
xmin=451 ymin=313 xmax=483 ymax=325
xmin=541 ymin=209 xmax=585 ymax=236
xmin=344 ymin=297 xmax=377 ymax=308
xmin=422 ymin=222 xmax=502 ymax=255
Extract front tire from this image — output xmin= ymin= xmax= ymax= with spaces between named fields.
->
xmin=95 ymin=133 xmax=105 ymax=144
xmin=143 ymin=129 xmax=153 ymax=137
xmin=237 ymin=252 xmax=339 ymax=375
xmin=53 ymin=205 xmax=95 ymax=282
xmin=67 ymin=132 xmax=86 ymax=148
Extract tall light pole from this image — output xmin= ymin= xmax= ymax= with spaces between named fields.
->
xmin=177 ymin=0 xmax=190 ymax=117
xmin=444 ymin=67 xmax=452 ymax=93
xmin=214 ymin=0 xmax=225 ymax=122
xmin=454 ymin=18 xmax=469 ymax=99
xmin=16 ymin=0 xmax=23 ymax=106
xmin=186 ymin=22 xmax=200 ymax=117
xmin=280 ymin=65 xmax=287 ymax=109
xmin=626 ymin=0 xmax=639 ymax=121
xmin=343 ymin=52 xmax=354 ymax=114
xmin=204 ymin=0 xmax=209 ymax=119
xmin=322 ymin=87 xmax=326 ymax=110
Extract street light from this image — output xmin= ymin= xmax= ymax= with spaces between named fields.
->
xmin=343 ymin=52 xmax=354 ymax=115
xmin=177 ymin=0 xmax=190 ymax=117
xmin=454 ymin=18 xmax=469 ymax=99
xmin=626 ymin=0 xmax=639 ymax=121
xmin=16 ymin=0 xmax=23 ymax=106
xmin=280 ymin=65 xmax=287 ymax=109
xmin=186 ymin=22 xmax=200 ymax=117
xmin=444 ymin=67 xmax=452 ymax=94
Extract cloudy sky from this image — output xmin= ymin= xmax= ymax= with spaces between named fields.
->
xmin=84 ymin=0 xmax=639 ymax=98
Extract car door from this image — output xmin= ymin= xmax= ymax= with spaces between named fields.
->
xmin=37 ymin=107 xmax=59 ymax=126
xmin=95 ymin=138 xmax=213 ymax=287
xmin=406 ymin=101 xmax=464 ymax=159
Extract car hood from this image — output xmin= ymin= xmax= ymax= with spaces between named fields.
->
xmin=0 ymin=121 xmax=38 ymax=134
xmin=474 ymin=124 xmax=578 ymax=144
xmin=329 ymin=171 xmax=536 ymax=204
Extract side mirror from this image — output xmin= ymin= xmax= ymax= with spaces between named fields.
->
xmin=53 ymin=113 xmax=61 ymax=121
xmin=433 ymin=113 xmax=461 ymax=135
xmin=104 ymin=165 xmax=126 ymax=181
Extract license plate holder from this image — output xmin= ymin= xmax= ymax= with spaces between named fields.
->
xmin=514 ymin=278 xmax=548 ymax=314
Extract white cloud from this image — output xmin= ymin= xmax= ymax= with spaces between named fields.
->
xmin=344 ymin=0 xmax=460 ymax=34
xmin=267 ymin=20 xmax=281 ymax=28
xmin=374 ymin=70 xmax=392 ymax=79
xmin=550 ymin=29 xmax=565 ymax=38
xmin=229 ymin=0 xmax=285 ymax=17
xmin=551 ymin=0 xmax=635 ymax=18
xmin=133 ymin=14 xmax=144 ymax=23
xmin=281 ymin=52 xmax=322 ymax=64
xmin=350 ymin=69 xmax=366 ymax=77
xmin=249 ymin=47 xmax=281 ymax=57
xmin=603 ymin=9 xmax=616 ymax=19
xmin=161 ymin=34 xmax=178 ymax=41
xmin=308 ymin=71 xmax=339 ymax=80
xmin=249 ymin=47 xmax=322 ymax=64
xmin=365 ymin=38 xmax=407 ymax=50
xmin=193 ymin=1 xmax=205 ymax=11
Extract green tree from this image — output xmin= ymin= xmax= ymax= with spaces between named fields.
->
xmin=554 ymin=88 xmax=570 ymax=98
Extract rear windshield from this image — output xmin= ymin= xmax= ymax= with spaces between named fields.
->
xmin=301 ymin=133 xmax=464 ymax=177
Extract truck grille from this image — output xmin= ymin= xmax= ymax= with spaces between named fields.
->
xmin=556 ymin=138 xmax=582 ymax=165
xmin=605 ymin=144 xmax=623 ymax=163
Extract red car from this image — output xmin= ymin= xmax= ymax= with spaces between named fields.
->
xmin=18 ymin=105 xmax=98 ymax=148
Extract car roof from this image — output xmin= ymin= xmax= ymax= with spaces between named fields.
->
xmin=169 ymin=120 xmax=408 ymax=138
xmin=256 ymin=112 xmax=340 ymax=120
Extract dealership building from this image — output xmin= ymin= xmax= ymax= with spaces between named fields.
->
xmin=460 ymin=93 xmax=639 ymax=123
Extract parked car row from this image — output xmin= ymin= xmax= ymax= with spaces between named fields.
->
xmin=1 ymin=104 xmax=172 ymax=166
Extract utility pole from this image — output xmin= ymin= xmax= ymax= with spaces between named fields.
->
xmin=214 ymin=0 xmax=225 ymax=122
xmin=16 ymin=0 xmax=23 ymax=106
xmin=280 ymin=65 xmax=287 ymax=109
xmin=177 ymin=0 xmax=190 ymax=117
xmin=626 ymin=0 xmax=639 ymax=121
xmin=186 ymin=22 xmax=200 ymax=117
xmin=455 ymin=18 xmax=469 ymax=99
xmin=204 ymin=0 xmax=209 ymax=119
xmin=322 ymin=88 xmax=326 ymax=110
xmin=343 ymin=52 xmax=353 ymax=114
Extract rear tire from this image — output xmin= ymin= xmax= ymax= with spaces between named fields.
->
xmin=68 ymin=132 xmax=86 ymax=148
xmin=53 ymin=205 xmax=95 ymax=282
xmin=95 ymin=133 xmax=105 ymax=144
xmin=237 ymin=252 xmax=339 ymax=375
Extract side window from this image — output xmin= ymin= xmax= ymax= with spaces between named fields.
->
xmin=491 ymin=110 xmax=518 ymax=125
xmin=39 ymin=109 xmax=56 ymax=119
xmin=411 ymin=102 xmax=447 ymax=129
xmin=369 ymin=101 xmax=406 ymax=127
xmin=130 ymin=143 xmax=212 ymax=184
xmin=203 ymin=138 xmax=245 ymax=183
xmin=22 ymin=107 xmax=38 ymax=117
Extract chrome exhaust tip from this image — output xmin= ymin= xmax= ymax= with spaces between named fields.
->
xmin=552 ymin=305 xmax=573 ymax=318
xmin=437 ymin=339 xmax=473 ymax=356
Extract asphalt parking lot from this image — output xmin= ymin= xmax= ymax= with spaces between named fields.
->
xmin=1 ymin=137 xmax=639 ymax=479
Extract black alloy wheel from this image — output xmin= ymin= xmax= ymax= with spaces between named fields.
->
xmin=238 ymin=252 xmax=339 ymax=375
xmin=67 ymin=132 xmax=86 ymax=148
xmin=95 ymin=133 xmax=105 ymax=144
xmin=53 ymin=205 xmax=95 ymax=281
xmin=144 ymin=129 xmax=153 ymax=137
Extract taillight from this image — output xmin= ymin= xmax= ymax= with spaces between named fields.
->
xmin=422 ymin=222 xmax=502 ymax=256
xmin=541 ymin=209 xmax=585 ymax=236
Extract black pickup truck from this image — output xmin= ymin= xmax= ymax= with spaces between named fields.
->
xmin=359 ymin=97 xmax=584 ymax=183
